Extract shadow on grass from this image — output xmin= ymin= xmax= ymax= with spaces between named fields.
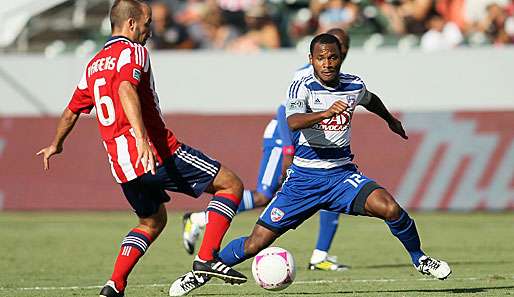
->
xmin=195 ymin=285 xmax=514 ymax=296
xmin=362 ymin=259 xmax=514 ymax=269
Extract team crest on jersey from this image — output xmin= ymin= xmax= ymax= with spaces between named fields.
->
xmin=270 ymin=207 xmax=285 ymax=222
xmin=133 ymin=69 xmax=141 ymax=81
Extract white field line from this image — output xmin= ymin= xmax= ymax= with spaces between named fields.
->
xmin=2 ymin=276 xmax=512 ymax=291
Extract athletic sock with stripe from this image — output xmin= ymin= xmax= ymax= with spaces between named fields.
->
xmin=110 ymin=228 xmax=153 ymax=292
xmin=197 ymin=193 xmax=241 ymax=261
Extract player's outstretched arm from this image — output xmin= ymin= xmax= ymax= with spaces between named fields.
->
xmin=287 ymin=100 xmax=348 ymax=131
xmin=118 ymin=81 xmax=157 ymax=174
xmin=36 ymin=108 xmax=80 ymax=170
xmin=363 ymin=92 xmax=408 ymax=139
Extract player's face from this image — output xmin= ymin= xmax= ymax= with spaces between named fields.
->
xmin=310 ymin=43 xmax=342 ymax=86
xmin=133 ymin=5 xmax=152 ymax=45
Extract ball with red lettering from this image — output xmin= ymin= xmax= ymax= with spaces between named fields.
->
xmin=251 ymin=247 xmax=296 ymax=291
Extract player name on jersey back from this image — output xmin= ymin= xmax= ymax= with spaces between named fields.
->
xmin=67 ymin=36 xmax=180 ymax=183
xmin=88 ymin=56 xmax=116 ymax=76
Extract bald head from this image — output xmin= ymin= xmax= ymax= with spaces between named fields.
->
xmin=110 ymin=0 xmax=147 ymax=30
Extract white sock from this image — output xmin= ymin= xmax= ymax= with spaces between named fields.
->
xmin=310 ymin=249 xmax=328 ymax=264
xmin=194 ymin=255 xmax=206 ymax=263
xmin=190 ymin=212 xmax=207 ymax=228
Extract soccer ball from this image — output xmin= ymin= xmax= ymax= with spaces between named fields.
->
xmin=251 ymin=246 xmax=296 ymax=291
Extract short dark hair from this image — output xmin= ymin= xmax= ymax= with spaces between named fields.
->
xmin=326 ymin=28 xmax=350 ymax=52
xmin=110 ymin=0 xmax=144 ymax=30
xmin=309 ymin=33 xmax=341 ymax=55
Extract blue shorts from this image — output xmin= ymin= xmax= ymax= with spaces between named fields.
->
xmin=257 ymin=164 xmax=382 ymax=233
xmin=121 ymin=143 xmax=220 ymax=218
xmin=256 ymin=146 xmax=284 ymax=199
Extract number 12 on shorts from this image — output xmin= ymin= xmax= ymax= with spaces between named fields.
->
xmin=343 ymin=173 xmax=366 ymax=188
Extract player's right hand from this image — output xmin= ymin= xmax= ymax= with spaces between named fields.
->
xmin=36 ymin=144 xmax=63 ymax=170
xmin=323 ymin=100 xmax=348 ymax=118
xmin=135 ymin=138 xmax=157 ymax=175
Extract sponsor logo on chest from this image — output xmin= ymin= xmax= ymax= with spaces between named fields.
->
xmin=310 ymin=94 xmax=356 ymax=131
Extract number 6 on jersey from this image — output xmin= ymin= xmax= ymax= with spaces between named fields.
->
xmin=94 ymin=77 xmax=116 ymax=126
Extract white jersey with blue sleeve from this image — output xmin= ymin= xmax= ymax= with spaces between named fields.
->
xmin=285 ymin=68 xmax=372 ymax=169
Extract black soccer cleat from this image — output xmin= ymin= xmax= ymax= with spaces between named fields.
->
xmin=193 ymin=259 xmax=247 ymax=284
xmin=99 ymin=280 xmax=124 ymax=297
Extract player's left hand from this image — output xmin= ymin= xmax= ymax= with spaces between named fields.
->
xmin=36 ymin=144 xmax=63 ymax=170
xmin=388 ymin=118 xmax=408 ymax=139
xmin=135 ymin=138 xmax=157 ymax=175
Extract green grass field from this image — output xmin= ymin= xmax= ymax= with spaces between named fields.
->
xmin=1 ymin=211 xmax=513 ymax=297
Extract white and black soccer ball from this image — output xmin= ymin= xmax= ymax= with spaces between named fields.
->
xmin=251 ymin=246 xmax=296 ymax=291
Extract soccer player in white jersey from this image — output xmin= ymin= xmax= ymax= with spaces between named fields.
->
xmin=181 ymin=28 xmax=353 ymax=272
xmin=170 ymin=33 xmax=451 ymax=296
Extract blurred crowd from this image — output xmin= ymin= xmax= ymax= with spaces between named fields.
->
xmin=144 ymin=0 xmax=514 ymax=52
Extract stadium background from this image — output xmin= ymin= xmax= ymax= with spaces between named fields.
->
xmin=1 ymin=0 xmax=513 ymax=211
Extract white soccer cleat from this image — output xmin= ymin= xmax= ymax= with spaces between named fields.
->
xmin=169 ymin=271 xmax=209 ymax=296
xmin=415 ymin=255 xmax=452 ymax=280
xmin=182 ymin=213 xmax=202 ymax=255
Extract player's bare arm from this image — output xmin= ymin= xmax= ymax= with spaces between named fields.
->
xmin=287 ymin=100 xmax=348 ymax=131
xmin=118 ymin=80 xmax=157 ymax=174
xmin=363 ymin=92 xmax=408 ymax=139
xmin=36 ymin=108 xmax=79 ymax=170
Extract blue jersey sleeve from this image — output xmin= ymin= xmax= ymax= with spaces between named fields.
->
xmin=276 ymin=104 xmax=293 ymax=147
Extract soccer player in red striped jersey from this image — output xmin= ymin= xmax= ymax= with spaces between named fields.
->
xmin=37 ymin=1 xmax=246 ymax=296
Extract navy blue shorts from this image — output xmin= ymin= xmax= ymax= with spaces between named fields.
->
xmin=121 ymin=144 xmax=221 ymax=218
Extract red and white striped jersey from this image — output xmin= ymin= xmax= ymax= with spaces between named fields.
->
xmin=67 ymin=36 xmax=181 ymax=183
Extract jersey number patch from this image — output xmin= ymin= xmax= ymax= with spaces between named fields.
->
xmin=94 ymin=77 xmax=116 ymax=126
xmin=343 ymin=173 xmax=366 ymax=188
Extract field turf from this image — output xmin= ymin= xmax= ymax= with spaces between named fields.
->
xmin=0 ymin=211 xmax=513 ymax=297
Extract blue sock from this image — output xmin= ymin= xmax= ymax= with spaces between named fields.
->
xmin=385 ymin=209 xmax=425 ymax=265
xmin=237 ymin=190 xmax=255 ymax=213
xmin=218 ymin=236 xmax=248 ymax=266
xmin=315 ymin=210 xmax=340 ymax=252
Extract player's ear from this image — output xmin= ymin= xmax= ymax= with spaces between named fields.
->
xmin=128 ymin=18 xmax=136 ymax=31
xmin=308 ymin=54 xmax=313 ymax=65
xmin=341 ymin=49 xmax=348 ymax=62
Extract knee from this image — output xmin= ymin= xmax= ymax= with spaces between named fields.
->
xmin=230 ymin=175 xmax=244 ymax=195
xmin=150 ymin=219 xmax=167 ymax=235
xmin=224 ymin=171 xmax=244 ymax=196
xmin=253 ymin=192 xmax=271 ymax=207
xmin=366 ymin=189 xmax=403 ymax=221
xmin=382 ymin=199 xmax=402 ymax=221
xmin=140 ymin=214 xmax=167 ymax=236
